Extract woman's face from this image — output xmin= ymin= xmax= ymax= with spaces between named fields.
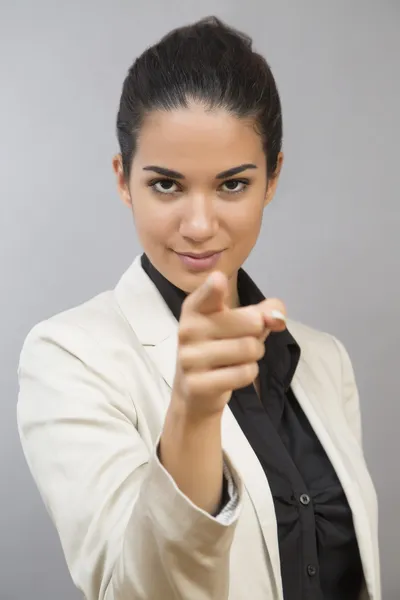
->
xmin=114 ymin=102 xmax=282 ymax=304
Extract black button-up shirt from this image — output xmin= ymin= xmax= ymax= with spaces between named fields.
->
xmin=141 ymin=254 xmax=363 ymax=600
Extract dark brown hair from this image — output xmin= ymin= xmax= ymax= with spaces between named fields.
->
xmin=116 ymin=16 xmax=283 ymax=180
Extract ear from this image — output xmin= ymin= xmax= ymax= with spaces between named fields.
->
xmin=264 ymin=152 xmax=284 ymax=208
xmin=112 ymin=154 xmax=132 ymax=208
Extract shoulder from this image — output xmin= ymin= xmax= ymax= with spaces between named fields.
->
xmin=287 ymin=318 xmax=341 ymax=353
xmin=19 ymin=287 xmax=145 ymax=379
xmin=22 ymin=288 xmax=124 ymax=343
xmin=17 ymin=285 xmax=156 ymax=438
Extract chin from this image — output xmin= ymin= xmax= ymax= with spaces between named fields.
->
xmin=177 ymin=270 xmax=209 ymax=293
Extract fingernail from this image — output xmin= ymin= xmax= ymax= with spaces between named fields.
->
xmin=270 ymin=309 xmax=286 ymax=322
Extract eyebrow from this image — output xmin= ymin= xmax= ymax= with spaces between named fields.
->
xmin=142 ymin=163 xmax=257 ymax=180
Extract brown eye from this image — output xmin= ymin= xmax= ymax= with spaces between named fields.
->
xmin=220 ymin=179 xmax=249 ymax=194
xmin=150 ymin=179 xmax=179 ymax=194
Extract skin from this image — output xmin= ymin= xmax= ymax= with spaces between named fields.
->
xmin=113 ymin=101 xmax=286 ymax=514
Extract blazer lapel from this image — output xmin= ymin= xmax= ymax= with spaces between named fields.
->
xmin=292 ymin=357 xmax=378 ymax=600
xmin=115 ymin=257 xmax=178 ymax=347
xmin=221 ymin=407 xmax=284 ymax=600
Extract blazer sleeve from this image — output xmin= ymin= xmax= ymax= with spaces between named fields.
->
xmin=332 ymin=336 xmax=363 ymax=448
xmin=17 ymin=319 xmax=243 ymax=600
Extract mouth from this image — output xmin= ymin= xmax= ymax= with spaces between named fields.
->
xmin=177 ymin=251 xmax=220 ymax=259
xmin=174 ymin=250 xmax=224 ymax=272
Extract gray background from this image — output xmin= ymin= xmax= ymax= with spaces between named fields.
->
xmin=1 ymin=1 xmax=399 ymax=598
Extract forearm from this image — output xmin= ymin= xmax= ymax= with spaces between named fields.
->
xmin=159 ymin=400 xmax=224 ymax=514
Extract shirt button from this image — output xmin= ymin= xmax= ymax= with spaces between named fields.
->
xmin=307 ymin=564 xmax=317 ymax=577
xmin=299 ymin=493 xmax=310 ymax=506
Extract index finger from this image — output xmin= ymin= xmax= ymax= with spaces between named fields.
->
xmin=182 ymin=271 xmax=228 ymax=316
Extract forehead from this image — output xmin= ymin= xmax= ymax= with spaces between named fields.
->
xmin=134 ymin=104 xmax=265 ymax=173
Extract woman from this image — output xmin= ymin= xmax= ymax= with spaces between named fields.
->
xmin=17 ymin=16 xmax=380 ymax=600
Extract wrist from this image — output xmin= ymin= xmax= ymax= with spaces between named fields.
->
xmin=168 ymin=394 xmax=224 ymax=426
xmin=160 ymin=394 xmax=224 ymax=515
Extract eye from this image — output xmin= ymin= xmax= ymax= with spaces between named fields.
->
xmin=149 ymin=179 xmax=180 ymax=195
xmin=220 ymin=179 xmax=249 ymax=194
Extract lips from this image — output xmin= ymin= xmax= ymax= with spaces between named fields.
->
xmin=175 ymin=250 xmax=223 ymax=272
xmin=178 ymin=251 xmax=220 ymax=259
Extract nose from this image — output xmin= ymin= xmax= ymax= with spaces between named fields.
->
xmin=179 ymin=193 xmax=218 ymax=242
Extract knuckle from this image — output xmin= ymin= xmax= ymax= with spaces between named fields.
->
xmin=255 ymin=340 xmax=265 ymax=359
xmin=178 ymin=348 xmax=192 ymax=371
xmin=242 ymin=362 xmax=258 ymax=382
xmin=178 ymin=320 xmax=196 ymax=344
xmin=240 ymin=336 xmax=260 ymax=359
xmin=248 ymin=311 xmax=264 ymax=335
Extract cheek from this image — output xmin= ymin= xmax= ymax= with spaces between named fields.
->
xmin=227 ymin=201 xmax=264 ymax=239
xmin=131 ymin=197 xmax=177 ymax=243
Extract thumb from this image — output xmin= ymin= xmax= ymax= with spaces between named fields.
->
xmin=257 ymin=298 xmax=287 ymax=341
xmin=183 ymin=271 xmax=228 ymax=316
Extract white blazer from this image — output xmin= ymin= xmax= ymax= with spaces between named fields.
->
xmin=17 ymin=257 xmax=381 ymax=600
